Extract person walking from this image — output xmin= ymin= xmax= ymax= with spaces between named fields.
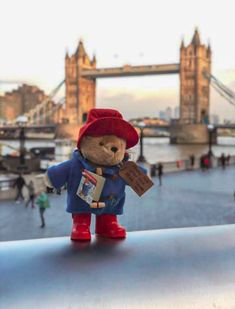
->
xmin=150 ymin=164 xmax=157 ymax=177
xmin=157 ymin=162 xmax=163 ymax=186
xmin=25 ymin=180 xmax=36 ymax=208
xmin=189 ymin=154 xmax=195 ymax=170
xmin=200 ymin=154 xmax=205 ymax=171
xmin=203 ymin=155 xmax=210 ymax=171
xmin=13 ymin=174 xmax=26 ymax=203
xmin=220 ymin=153 xmax=226 ymax=169
xmin=36 ymin=190 xmax=50 ymax=228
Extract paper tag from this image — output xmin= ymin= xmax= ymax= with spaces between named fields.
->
xmin=77 ymin=170 xmax=97 ymax=205
xmin=119 ymin=161 xmax=153 ymax=197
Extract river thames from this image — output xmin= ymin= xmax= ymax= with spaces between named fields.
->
xmin=1 ymin=137 xmax=235 ymax=164
xmin=131 ymin=137 xmax=235 ymax=163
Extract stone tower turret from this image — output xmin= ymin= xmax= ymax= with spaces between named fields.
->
xmin=180 ymin=29 xmax=211 ymax=124
xmin=62 ymin=40 xmax=96 ymax=125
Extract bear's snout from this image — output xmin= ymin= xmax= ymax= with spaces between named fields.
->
xmin=111 ymin=146 xmax=118 ymax=153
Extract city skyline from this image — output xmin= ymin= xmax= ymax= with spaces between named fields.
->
xmin=1 ymin=0 xmax=235 ymax=121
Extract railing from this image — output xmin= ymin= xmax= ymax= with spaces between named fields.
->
xmin=147 ymin=155 xmax=235 ymax=174
xmin=81 ymin=63 xmax=180 ymax=78
xmin=1 ymin=155 xmax=234 ymax=200
xmin=0 ymin=178 xmax=17 ymax=199
xmin=0 ymin=179 xmax=16 ymax=190
xmin=1 ymin=225 xmax=235 ymax=308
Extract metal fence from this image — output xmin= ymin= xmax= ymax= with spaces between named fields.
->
xmin=0 ymin=155 xmax=235 ymax=200
xmin=146 ymin=155 xmax=235 ymax=174
xmin=0 ymin=177 xmax=17 ymax=200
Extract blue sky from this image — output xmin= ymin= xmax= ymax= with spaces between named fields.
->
xmin=1 ymin=0 xmax=235 ymax=120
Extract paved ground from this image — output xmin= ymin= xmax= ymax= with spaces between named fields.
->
xmin=1 ymin=166 xmax=235 ymax=241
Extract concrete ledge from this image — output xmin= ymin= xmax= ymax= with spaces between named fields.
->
xmin=1 ymin=224 xmax=235 ymax=308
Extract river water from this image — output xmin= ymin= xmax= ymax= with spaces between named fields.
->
xmin=131 ymin=137 xmax=235 ymax=163
xmin=1 ymin=137 xmax=235 ymax=164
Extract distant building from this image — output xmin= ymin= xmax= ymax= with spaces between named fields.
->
xmin=0 ymin=84 xmax=58 ymax=124
xmin=159 ymin=110 xmax=167 ymax=120
xmin=129 ymin=117 xmax=168 ymax=127
xmin=223 ymin=119 xmax=231 ymax=125
xmin=174 ymin=106 xmax=180 ymax=119
xmin=165 ymin=107 xmax=172 ymax=121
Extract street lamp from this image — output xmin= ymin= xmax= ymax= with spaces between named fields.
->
xmin=137 ymin=122 xmax=146 ymax=163
xmin=207 ymin=124 xmax=214 ymax=160
xmin=16 ymin=115 xmax=28 ymax=172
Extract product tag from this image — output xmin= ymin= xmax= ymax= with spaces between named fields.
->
xmin=119 ymin=161 xmax=153 ymax=196
xmin=76 ymin=170 xmax=106 ymax=206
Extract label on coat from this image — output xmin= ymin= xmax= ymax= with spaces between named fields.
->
xmin=76 ymin=170 xmax=106 ymax=205
xmin=77 ymin=170 xmax=97 ymax=205
xmin=88 ymin=171 xmax=106 ymax=201
xmin=119 ymin=161 xmax=154 ymax=197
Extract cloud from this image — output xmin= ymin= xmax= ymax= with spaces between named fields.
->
xmin=97 ymin=84 xmax=235 ymax=122
xmin=97 ymin=88 xmax=179 ymax=119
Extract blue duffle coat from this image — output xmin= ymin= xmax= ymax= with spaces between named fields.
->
xmin=47 ymin=150 xmax=129 ymax=215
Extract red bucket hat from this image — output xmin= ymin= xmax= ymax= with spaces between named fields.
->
xmin=77 ymin=108 xmax=139 ymax=149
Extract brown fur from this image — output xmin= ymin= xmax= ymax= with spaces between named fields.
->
xmin=80 ymin=135 xmax=126 ymax=166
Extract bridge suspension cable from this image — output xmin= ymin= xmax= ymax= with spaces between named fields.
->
xmin=29 ymin=79 xmax=65 ymax=114
xmin=203 ymin=71 xmax=235 ymax=106
xmin=16 ymin=79 xmax=65 ymax=125
xmin=27 ymin=96 xmax=65 ymax=125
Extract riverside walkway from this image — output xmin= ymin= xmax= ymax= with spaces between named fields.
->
xmin=1 ymin=166 xmax=235 ymax=241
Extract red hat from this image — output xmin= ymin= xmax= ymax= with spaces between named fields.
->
xmin=77 ymin=108 xmax=139 ymax=149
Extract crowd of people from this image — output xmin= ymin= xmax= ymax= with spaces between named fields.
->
xmin=199 ymin=152 xmax=231 ymax=171
xmin=150 ymin=152 xmax=232 ymax=185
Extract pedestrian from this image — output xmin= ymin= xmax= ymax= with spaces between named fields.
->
xmin=200 ymin=154 xmax=208 ymax=172
xmin=150 ymin=164 xmax=157 ymax=177
xmin=189 ymin=154 xmax=195 ymax=170
xmin=234 ymin=191 xmax=235 ymax=201
xmin=36 ymin=190 xmax=50 ymax=228
xmin=157 ymin=162 xmax=163 ymax=186
xmin=220 ymin=153 xmax=226 ymax=169
xmin=13 ymin=173 xmax=26 ymax=203
xmin=226 ymin=154 xmax=231 ymax=166
xmin=203 ymin=155 xmax=210 ymax=170
xmin=25 ymin=180 xmax=35 ymax=208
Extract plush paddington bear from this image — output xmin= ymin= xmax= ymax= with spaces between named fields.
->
xmin=45 ymin=108 xmax=140 ymax=241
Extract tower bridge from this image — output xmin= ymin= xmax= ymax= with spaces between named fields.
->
xmin=2 ymin=28 xmax=230 ymax=144
xmin=59 ymin=28 xmax=211 ymax=143
xmin=81 ymin=63 xmax=180 ymax=78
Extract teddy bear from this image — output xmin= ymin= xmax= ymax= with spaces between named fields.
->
xmin=45 ymin=108 xmax=140 ymax=241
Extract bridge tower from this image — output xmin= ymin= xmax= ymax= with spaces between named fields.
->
xmin=63 ymin=40 xmax=96 ymax=125
xmin=180 ymin=29 xmax=211 ymax=124
xmin=171 ymin=29 xmax=213 ymax=144
xmin=56 ymin=41 xmax=96 ymax=139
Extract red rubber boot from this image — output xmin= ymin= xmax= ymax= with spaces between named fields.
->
xmin=71 ymin=213 xmax=91 ymax=241
xmin=95 ymin=214 xmax=126 ymax=239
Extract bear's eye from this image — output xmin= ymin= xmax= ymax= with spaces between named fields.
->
xmin=99 ymin=142 xmax=104 ymax=146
